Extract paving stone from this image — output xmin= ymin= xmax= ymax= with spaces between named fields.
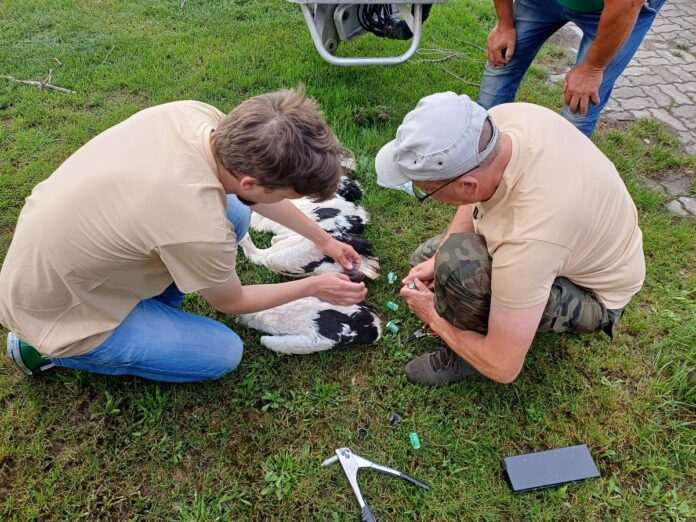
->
xmin=678 ymin=197 xmax=696 ymax=216
xmin=612 ymin=86 xmax=646 ymax=99
xmin=672 ymin=104 xmax=696 ymax=120
xmin=648 ymin=88 xmax=673 ymax=108
xmin=638 ymin=57 xmax=671 ymax=67
xmin=622 ymin=97 xmax=657 ymax=111
xmin=653 ymin=23 xmax=682 ymax=33
xmin=666 ymin=200 xmax=688 ymax=216
xmin=634 ymin=49 xmax=658 ymax=59
xmin=674 ymin=68 xmax=696 ymax=82
xmin=645 ymin=178 xmax=666 ymax=194
xmin=661 ymin=174 xmax=693 ymax=196
xmin=621 ymin=66 xmax=653 ymax=77
xmin=628 ymin=74 xmax=664 ymax=87
xmin=649 ymin=108 xmax=687 ymax=131
xmin=604 ymin=98 xmax=622 ymax=112
xmin=659 ymin=84 xmax=694 ymax=105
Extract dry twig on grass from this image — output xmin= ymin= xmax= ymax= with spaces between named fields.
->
xmin=2 ymin=69 xmax=76 ymax=94
xmin=415 ymin=48 xmax=470 ymax=63
xmin=437 ymin=66 xmax=480 ymax=87
xmin=101 ymin=45 xmax=115 ymax=66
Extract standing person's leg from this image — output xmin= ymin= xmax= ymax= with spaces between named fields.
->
xmin=562 ymin=0 xmax=666 ymax=136
xmin=51 ymin=298 xmax=243 ymax=382
xmin=478 ymin=0 xmax=568 ymax=109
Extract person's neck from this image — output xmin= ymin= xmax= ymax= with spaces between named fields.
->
xmin=210 ymin=132 xmax=238 ymax=195
xmin=480 ymin=133 xmax=512 ymax=202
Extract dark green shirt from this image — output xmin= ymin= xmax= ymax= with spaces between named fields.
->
xmin=555 ymin=0 xmax=605 ymax=12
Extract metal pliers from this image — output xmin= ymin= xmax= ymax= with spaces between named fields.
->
xmin=321 ymin=447 xmax=430 ymax=522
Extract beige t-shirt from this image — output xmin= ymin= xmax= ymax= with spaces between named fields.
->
xmin=0 ymin=101 xmax=237 ymax=357
xmin=474 ymin=103 xmax=645 ymax=310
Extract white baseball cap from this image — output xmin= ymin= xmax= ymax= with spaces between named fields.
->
xmin=375 ymin=92 xmax=499 ymax=187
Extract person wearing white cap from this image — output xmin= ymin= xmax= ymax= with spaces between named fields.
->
xmin=376 ymin=92 xmax=645 ymax=386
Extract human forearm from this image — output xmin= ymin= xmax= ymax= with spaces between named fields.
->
xmin=217 ymin=278 xmax=317 ymax=316
xmin=439 ymin=205 xmax=476 ymax=246
xmin=428 ymin=313 xmax=519 ymax=383
xmin=492 ymin=0 xmax=514 ymax=27
xmin=584 ymin=0 xmax=643 ymax=70
xmin=202 ymin=270 xmax=366 ymax=316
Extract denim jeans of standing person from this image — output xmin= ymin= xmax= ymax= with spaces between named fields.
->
xmin=478 ymin=0 xmax=666 ymax=137
xmin=51 ymin=195 xmax=252 ymax=383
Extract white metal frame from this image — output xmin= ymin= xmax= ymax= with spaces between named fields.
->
xmin=288 ymin=1 xmax=448 ymax=66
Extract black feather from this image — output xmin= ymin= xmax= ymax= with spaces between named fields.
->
xmin=315 ymin=305 xmax=379 ymax=348
xmin=336 ymin=177 xmax=363 ymax=202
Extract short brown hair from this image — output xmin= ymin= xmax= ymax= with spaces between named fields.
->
xmin=213 ymin=88 xmax=342 ymax=201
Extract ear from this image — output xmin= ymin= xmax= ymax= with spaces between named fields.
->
xmin=238 ymin=176 xmax=259 ymax=191
xmin=457 ymin=175 xmax=479 ymax=198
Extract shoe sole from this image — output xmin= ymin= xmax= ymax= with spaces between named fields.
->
xmin=7 ymin=332 xmax=34 ymax=376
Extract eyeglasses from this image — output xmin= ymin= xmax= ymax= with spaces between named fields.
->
xmin=412 ymin=165 xmax=480 ymax=202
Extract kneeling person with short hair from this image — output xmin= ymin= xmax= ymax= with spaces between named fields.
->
xmin=376 ymin=92 xmax=644 ymax=386
xmin=2 ymin=89 xmax=367 ymax=382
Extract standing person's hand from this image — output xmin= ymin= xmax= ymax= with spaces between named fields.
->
xmin=319 ymin=236 xmax=362 ymax=271
xmin=312 ymin=272 xmax=367 ymax=306
xmin=403 ymin=257 xmax=436 ymax=289
xmin=563 ymin=61 xmax=603 ymax=115
xmin=487 ymin=24 xmax=516 ymax=66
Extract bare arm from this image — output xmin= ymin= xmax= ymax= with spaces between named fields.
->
xmin=564 ymin=0 xmax=643 ymax=114
xmin=253 ymin=199 xmax=359 ymax=269
xmin=401 ymin=280 xmax=545 ymax=383
xmin=200 ymin=270 xmax=367 ymax=316
xmin=487 ymin=0 xmax=516 ymax=66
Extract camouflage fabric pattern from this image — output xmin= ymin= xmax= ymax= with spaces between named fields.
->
xmin=410 ymin=233 xmax=621 ymax=336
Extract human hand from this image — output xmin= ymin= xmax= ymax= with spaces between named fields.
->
xmin=403 ymin=257 xmax=435 ymax=289
xmin=487 ymin=24 xmax=516 ymax=67
xmin=312 ymin=272 xmax=367 ymax=306
xmin=400 ymin=278 xmax=438 ymax=325
xmin=319 ymin=236 xmax=361 ymax=271
xmin=563 ymin=61 xmax=603 ymax=115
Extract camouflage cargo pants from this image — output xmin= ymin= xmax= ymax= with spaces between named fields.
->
xmin=411 ymin=233 xmax=623 ymax=337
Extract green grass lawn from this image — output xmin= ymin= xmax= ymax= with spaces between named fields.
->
xmin=1 ymin=1 xmax=694 ymax=520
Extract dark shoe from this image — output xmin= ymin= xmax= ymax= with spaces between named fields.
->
xmin=6 ymin=332 xmax=54 ymax=376
xmin=404 ymin=347 xmax=479 ymax=386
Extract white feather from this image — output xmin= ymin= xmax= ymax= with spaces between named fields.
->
xmin=238 ymin=234 xmax=380 ymax=279
xmin=239 ymin=297 xmax=381 ymax=354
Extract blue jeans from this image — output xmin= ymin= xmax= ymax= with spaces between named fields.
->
xmin=478 ymin=0 xmax=665 ymax=137
xmin=52 ymin=195 xmax=252 ymax=382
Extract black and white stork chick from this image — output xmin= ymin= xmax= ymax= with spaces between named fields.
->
xmin=238 ymin=231 xmax=380 ymax=279
xmin=239 ymin=298 xmax=381 ymax=354
xmin=250 ymin=196 xmax=369 ymax=237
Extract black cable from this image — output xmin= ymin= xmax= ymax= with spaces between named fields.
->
xmin=357 ymin=4 xmax=433 ymax=41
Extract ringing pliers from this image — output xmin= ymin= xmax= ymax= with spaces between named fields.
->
xmin=321 ymin=447 xmax=430 ymax=522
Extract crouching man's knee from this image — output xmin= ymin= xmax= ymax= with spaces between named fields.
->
xmin=433 ymin=233 xmax=492 ymax=333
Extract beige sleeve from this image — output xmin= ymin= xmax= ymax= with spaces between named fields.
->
xmin=157 ymin=241 xmax=237 ymax=294
xmin=490 ymin=240 xmax=571 ymax=308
